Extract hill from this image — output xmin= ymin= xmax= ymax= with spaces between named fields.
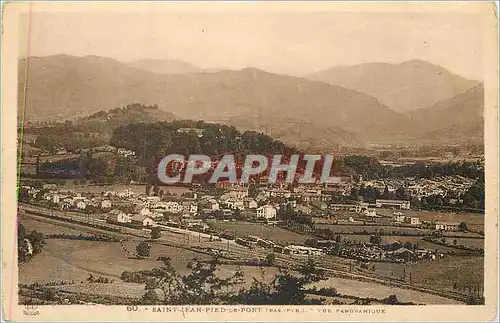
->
xmin=80 ymin=103 xmax=176 ymax=129
xmin=127 ymin=58 xmax=202 ymax=75
xmin=227 ymin=115 xmax=364 ymax=152
xmin=18 ymin=55 xmax=162 ymax=121
xmin=19 ymin=55 xmax=409 ymax=148
xmin=21 ymin=104 xmax=176 ymax=155
xmin=408 ymin=84 xmax=484 ymax=144
xmin=307 ymin=59 xmax=480 ymax=113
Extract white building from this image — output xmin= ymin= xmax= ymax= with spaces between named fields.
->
xmin=107 ymin=209 xmax=131 ymax=224
xmin=363 ymin=209 xmax=378 ymax=217
xmin=182 ymin=201 xmax=198 ymax=214
xmin=228 ymin=187 xmax=249 ymax=199
xmin=286 ymin=245 xmax=324 ymax=256
xmin=118 ymin=148 xmax=136 ymax=157
xmin=208 ymin=199 xmax=220 ymax=211
xmin=76 ymin=201 xmax=87 ymax=210
xmin=435 ymin=222 xmax=459 ymax=231
xmin=101 ymin=199 xmax=112 ymax=209
xmin=117 ymin=189 xmax=134 ymax=198
xmin=330 ymin=204 xmax=361 ymax=212
xmin=131 ymin=214 xmax=155 ymax=227
xmin=268 ymin=189 xmax=292 ymax=199
xmin=168 ymin=201 xmax=183 ymax=213
xmin=375 ymin=199 xmax=410 ymax=210
xmin=52 ymin=194 xmax=61 ymax=204
xmin=256 ymin=205 xmax=277 ymax=219
xmin=244 ymin=198 xmax=258 ymax=209
xmin=393 ymin=214 xmax=406 ymax=223
xmin=405 ymin=217 xmax=421 ymax=225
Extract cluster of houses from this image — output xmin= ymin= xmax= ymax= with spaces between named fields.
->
xmin=362 ymin=175 xmax=475 ymax=201
xmin=231 ymin=234 xmax=440 ymax=264
xmin=231 ymin=235 xmax=325 ymax=256
xmin=20 ymin=181 xmax=465 ymax=267
xmin=392 ymin=212 xmax=461 ymax=231
xmin=326 ymin=239 xmax=440 ymax=263
xmin=21 ymin=180 xmax=466 ymax=235
xmin=22 ymin=184 xmax=114 ymax=211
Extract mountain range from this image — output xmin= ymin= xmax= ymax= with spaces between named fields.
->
xmin=307 ymin=59 xmax=480 ymax=113
xmin=408 ymin=83 xmax=484 ymax=145
xmin=18 ymin=54 xmax=484 ymax=151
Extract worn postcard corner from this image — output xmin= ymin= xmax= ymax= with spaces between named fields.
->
xmin=1 ymin=1 xmax=499 ymax=322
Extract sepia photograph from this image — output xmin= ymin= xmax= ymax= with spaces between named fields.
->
xmin=1 ymin=1 xmax=498 ymax=321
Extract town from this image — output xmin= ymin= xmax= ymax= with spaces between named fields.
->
xmin=11 ymin=4 xmax=490 ymax=311
xmin=19 ymin=171 xmax=483 ymax=265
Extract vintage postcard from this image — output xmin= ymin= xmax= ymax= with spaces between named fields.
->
xmin=2 ymin=1 xmax=498 ymax=321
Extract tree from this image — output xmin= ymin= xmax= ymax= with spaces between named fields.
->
xmin=135 ymin=257 xmax=328 ymax=305
xmin=28 ymin=230 xmax=46 ymax=254
xmin=358 ymin=183 xmax=366 ymax=197
xmin=395 ymin=187 xmax=407 ymax=200
xmin=266 ymin=253 xmax=276 ymax=266
xmin=153 ymin=185 xmax=160 ymax=196
xmin=148 ymin=257 xmax=244 ymax=305
xmin=248 ymin=184 xmax=259 ymax=198
xmin=304 ymin=238 xmax=318 ymax=248
xmin=233 ymin=208 xmax=243 ymax=220
xmin=142 ymin=289 xmax=161 ymax=305
xmin=383 ymin=294 xmax=400 ymax=305
xmin=151 ymin=227 xmax=161 ymax=240
xmin=233 ymin=258 xmax=326 ymax=305
xmin=136 ymin=242 xmax=152 ymax=258
xmin=40 ymin=288 xmax=57 ymax=301
xmin=403 ymin=242 xmax=414 ymax=250
xmin=459 ymin=222 xmax=468 ymax=232
xmin=369 ymin=235 xmax=382 ymax=245
xmin=349 ymin=187 xmax=358 ymax=200
xmin=382 ymin=185 xmax=390 ymax=199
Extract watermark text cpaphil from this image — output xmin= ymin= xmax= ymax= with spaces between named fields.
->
xmin=156 ymin=154 xmax=340 ymax=185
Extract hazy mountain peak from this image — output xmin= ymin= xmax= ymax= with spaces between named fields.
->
xmin=18 ymin=54 xmax=483 ymax=149
xmin=127 ymin=58 xmax=201 ymax=75
xmin=240 ymin=66 xmax=267 ymax=73
xmin=399 ymin=58 xmax=434 ymax=66
xmin=307 ymin=59 xmax=479 ymax=113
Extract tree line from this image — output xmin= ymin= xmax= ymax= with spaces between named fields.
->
xmin=18 ymin=223 xmax=46 ymax=263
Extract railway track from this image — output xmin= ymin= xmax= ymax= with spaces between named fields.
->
xmin=18 ymin=203 xmax=469 ymax=303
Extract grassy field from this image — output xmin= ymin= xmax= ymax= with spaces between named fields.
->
xmin=19 ymin=239 xmax=215 ymax=286
xmin=19 ymin=216 xmax=474 ymax=304
xmin=20 ymin=216 xmax=96 ymax=236
xmin=314 ymin=277 xmax=461 ymax=304
xmin=345 ymin=234 xmax=483 ymax=250
xmin=366 ymin=256 xmax=484 ymax=294
xmin=315 ymin=224 xmax=429 ymax=235
xmin=208 ymin=221 xmax=312 ymax=245
xmin=19 ymin=211 xmax=478 ymax=304
xmin=53 ymin=281 xmax=146 ymax=299
xmin=20 ymin=238 xmax=462 ymax=304
xmin=375 ymin=209 xmax=484 ymax=231
xmin=410 ymin=256 xmax=484 ymax=291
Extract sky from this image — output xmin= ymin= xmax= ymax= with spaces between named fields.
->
xmin=21 ymin=3 xmax=491 ymax=80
